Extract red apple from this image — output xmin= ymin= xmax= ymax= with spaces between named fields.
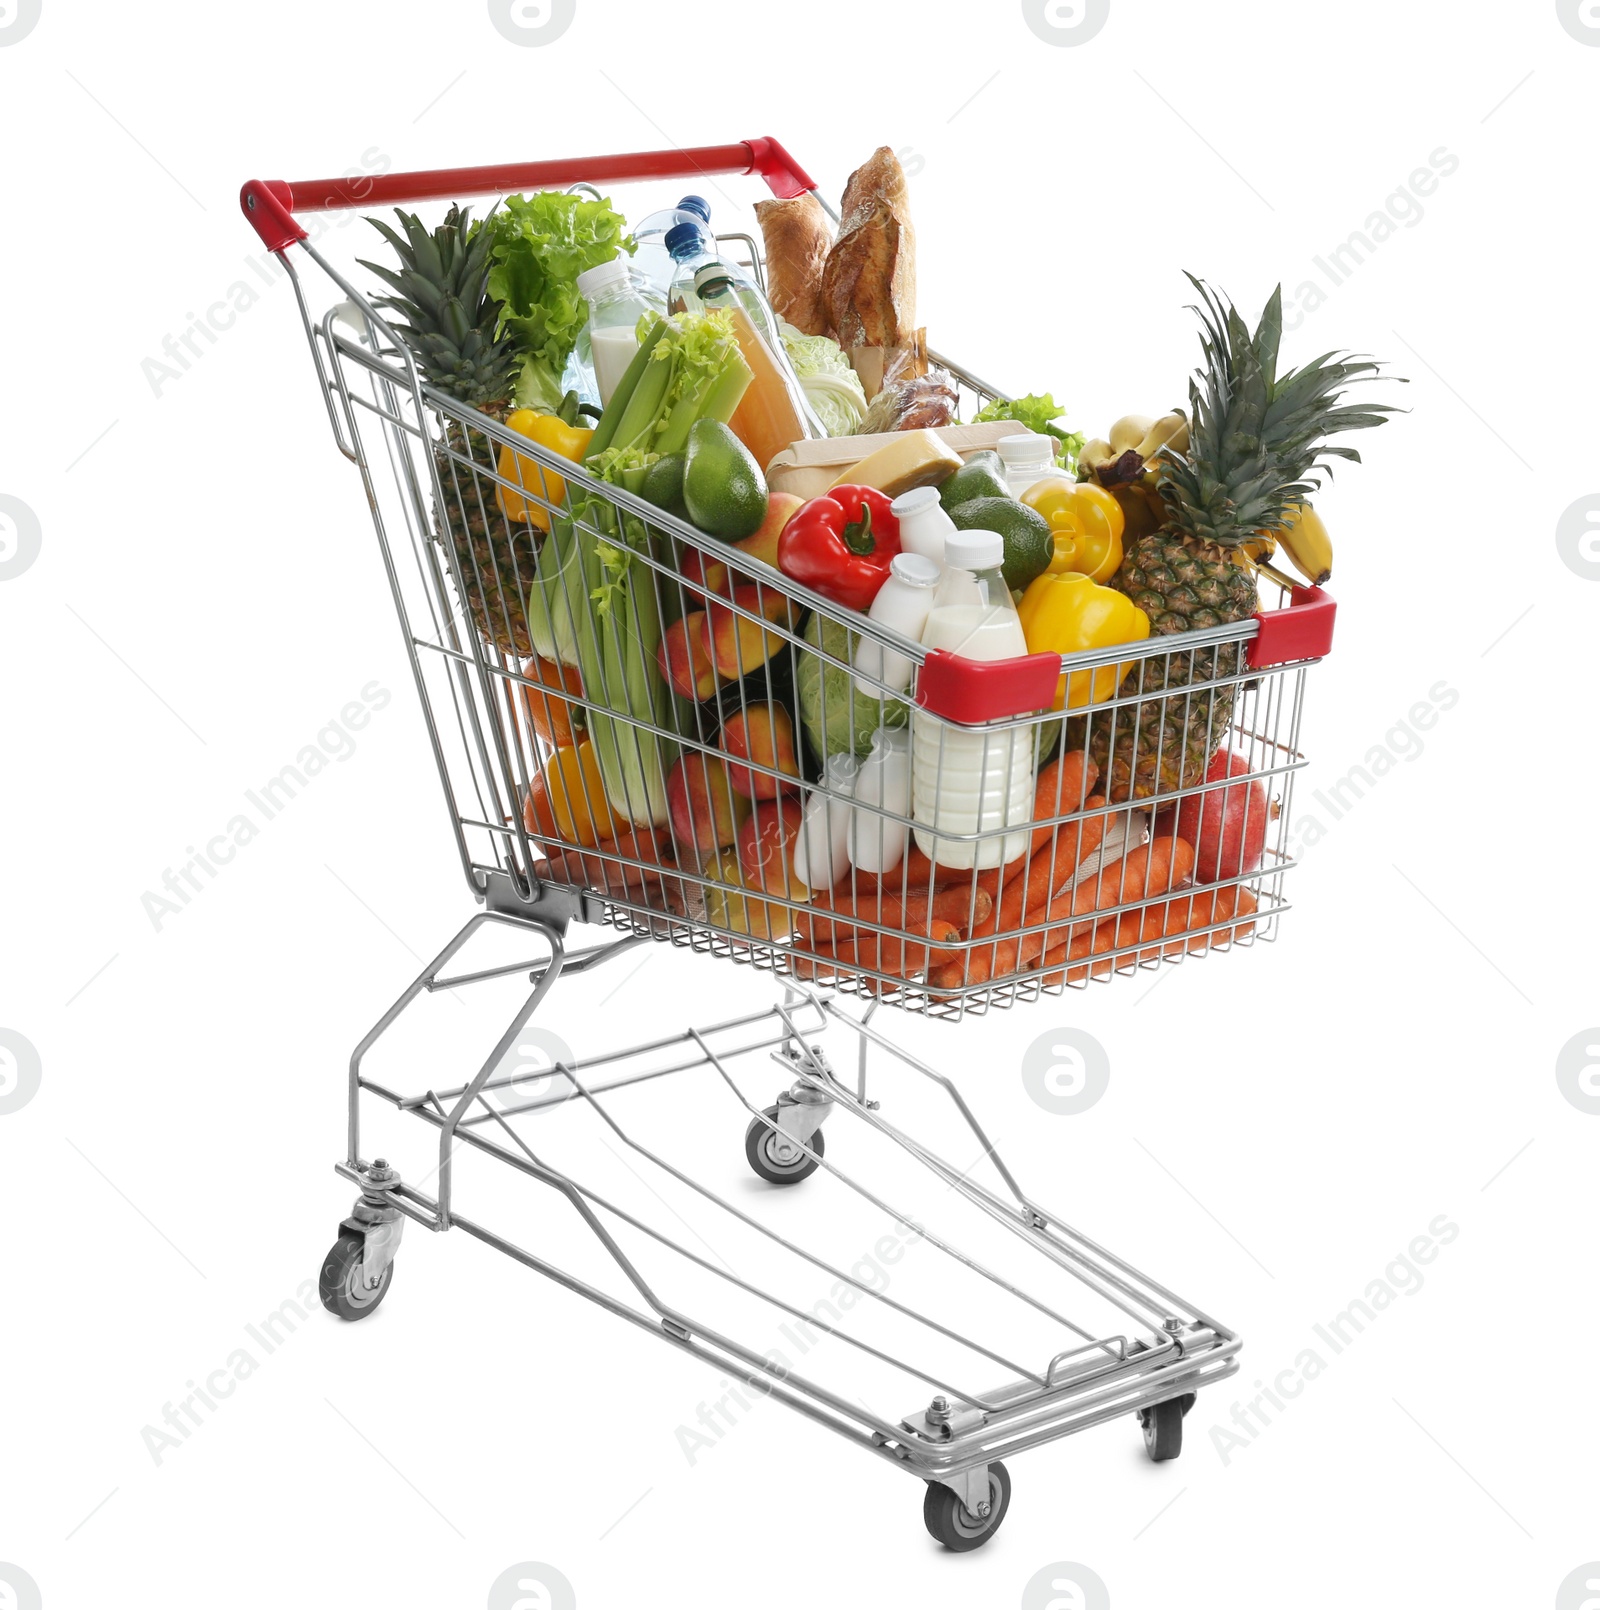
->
xmin=721 ymin=703 xmax=800 ymax=798
xmin=657 ymin=612 xmax=720 ymax=700
xmin=736 ymin=794 xmax=807 ymax=899
xmin=1175 ymin=749 xmax=1270 ymax=882
xmin=666 ymin=753 xmax=749 ymax=854
xmin=679 ymin=494 xmax=804 ymax=602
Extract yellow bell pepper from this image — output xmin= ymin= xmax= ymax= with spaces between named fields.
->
xmin=1021 ymin=477 xmax=1126 ymax=584
xmin=1017 ymin=571 xmax=1150 ymax=711
xmin=543 ymin=740 xmax=615 ymax=847
xmin=497 ymin=405 xmax=594 ymax=530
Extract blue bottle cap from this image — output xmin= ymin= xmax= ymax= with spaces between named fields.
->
xmin=664 ymin=220 xmax=707 ymax=259
xmin=677 ymin=194 xmax=711 ymax=222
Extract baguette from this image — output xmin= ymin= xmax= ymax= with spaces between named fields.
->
xmin=753 ymin=194 xmax=834 ymax=338
xmin=821 ymin=146 xmax=916 ymax=355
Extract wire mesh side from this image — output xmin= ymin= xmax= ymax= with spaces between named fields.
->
xmin=315 ymin=254 xmax=1319 ymax=1021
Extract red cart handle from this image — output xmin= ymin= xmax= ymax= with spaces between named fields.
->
xmin=240 ymin=137 xmax=817 ymax=252
xmin=916 ymin=587 xmax=1337 ymax=723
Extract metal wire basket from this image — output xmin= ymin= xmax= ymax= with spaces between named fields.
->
xmin=245 ymin=142 xmax=1333 ymax=1025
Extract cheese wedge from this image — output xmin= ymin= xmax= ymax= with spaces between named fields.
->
xmin=829 ymin=429 xmax=962 ymax=499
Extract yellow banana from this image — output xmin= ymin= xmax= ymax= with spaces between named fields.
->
xmin=1108 ymin=414 xmax=1157 ymax=454
xmin=1076 ymin=437 xmax=1115 ymax=478
xmin=1276 ymin=502 xmax=1333 ymax=585
xmin=1134 ymin=411 xmax=1189 ymax=465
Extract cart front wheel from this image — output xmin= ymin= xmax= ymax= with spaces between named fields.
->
xmin=922 ymin=1463 xmax=1011 ymax=1552
xmin=1140 ymin=1397 xmax=1188 ymax=1461
xmin=745 ymin=1107 xmax=823 ymax=1185
xmin=319 ymin=1232 xmax=393 ymax=1321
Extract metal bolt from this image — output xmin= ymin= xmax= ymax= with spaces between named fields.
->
xmin=976 ymin=1500 xmax=992 ymax=1518
xmin=1163 ymin=1316 xmax=1184 ymax=1334
xmin=928 ymin=1395 xmax=951 ymax=1424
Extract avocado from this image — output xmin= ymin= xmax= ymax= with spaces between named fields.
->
xmin=938 ymin=450 xmax=1009 ymax=511
xmin=948 ymin=496 xmax=1055 ymax=592
xmin=683 ymin=420 xmax=768 ymax=540
xmin=640 ymin=452 xmax=687 ymax=519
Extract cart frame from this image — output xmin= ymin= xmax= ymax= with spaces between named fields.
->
xmin=247 ymin=139 xmax=1251 ymax=1551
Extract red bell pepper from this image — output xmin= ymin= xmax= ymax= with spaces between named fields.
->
xmin=776 ymin=485 xmax=902 ymax=612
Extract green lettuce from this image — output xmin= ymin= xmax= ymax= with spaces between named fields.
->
xmin=972 ymin=391 xmax=1086 ymax=471
xmin=779 ymin=324 xmax=867 ymax=436
xmin=487 ymin=192 xmax=632 ymax=414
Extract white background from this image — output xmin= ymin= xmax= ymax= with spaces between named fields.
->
xmin=2 ymin=1 xmax=1596 ymax=1606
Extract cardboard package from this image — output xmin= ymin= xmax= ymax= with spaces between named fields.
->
xmin=765 ymin=420 xmax=1036 ymax=502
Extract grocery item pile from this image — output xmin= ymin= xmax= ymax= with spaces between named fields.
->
xmin=361 ymin=146 xmax=1398 ymax=1002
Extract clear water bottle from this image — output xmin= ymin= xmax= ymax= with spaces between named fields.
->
xmin=911 ymin=529 xmax=1037 ymax=870
xmin=631 ymin=194 xmax=712 ymax=297
xmin=574 ymin=256 xmax=667 ymax=408
xmin=663 ymin=221 xmax=721 ymax=315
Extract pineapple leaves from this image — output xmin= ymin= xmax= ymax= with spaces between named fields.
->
xmin=358 ymin=204 xmax=521 ymax=410
xmin=1162 ymin=273 xmax=1405 ymax=547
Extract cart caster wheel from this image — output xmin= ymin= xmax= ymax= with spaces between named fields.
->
xmin=319 ymin=1233 xmax=393 ymax=1322
xmin=745 ymin=1107 xmax=823 ymax=1185
xmin=923 ymin=1462 xmax=1011 ymax=1552
xmin=1139 ymin=1397 xmax=1187 ymax=1461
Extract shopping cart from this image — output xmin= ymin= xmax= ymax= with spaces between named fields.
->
xmin=240 ymin=139 xmax=1299 ymax=1550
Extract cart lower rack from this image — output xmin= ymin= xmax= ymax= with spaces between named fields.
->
xmin=246 ymin=138 xmax=1249 ymax=1550
xmin=321 ymin=911 xmax=1238 ymax=1550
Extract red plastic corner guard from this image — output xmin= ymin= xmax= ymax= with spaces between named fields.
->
xmin=915 ymin=650 xmax=1063 ymax=724
xmin=240 ymin=179 xmax=306 ymax=252
xmin=1247 ymin=586 xmax=1336 ymax=669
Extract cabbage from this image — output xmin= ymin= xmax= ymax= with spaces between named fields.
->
xmin=780 ymin=324 xmax=867 ymax=437
xmin=795 ymin=609 xmax=909 ymax=764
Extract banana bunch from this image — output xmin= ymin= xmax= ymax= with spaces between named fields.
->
xmin=1077 ymin=413 xmax=1189 ymax=541
xmin=1078 ymin=412 xmax=1190 ymax=487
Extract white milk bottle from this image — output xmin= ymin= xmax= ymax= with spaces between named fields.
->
xmin=848 ymin=727 xmax=912 ymax=876
xmin=911 ymin=529 xmax=1036 ymax=870
xmin=853 ymin=552 xmax=940 ymax=697
xmin=792 ymin=753 xmax=861 ymax=893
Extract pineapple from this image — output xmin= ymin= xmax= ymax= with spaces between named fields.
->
xmin=1090 ymin=276 xmax=1395 ymax=800
xmin=361 ymin=206 xmax=534 ymax=658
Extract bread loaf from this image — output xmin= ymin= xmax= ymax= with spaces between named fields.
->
xmin=753 ymin=194 xmax=833 ymax=337
xmin=820 ymin=147 xmax=916 ymax=352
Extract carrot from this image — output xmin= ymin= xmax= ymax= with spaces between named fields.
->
xmin=797 ymin=920 xmax=961 ymax=981
xmin=536 ymin=825 xmax=683 ymax=912
xmin=1028 ymin=749 xmax=1098 ymax=857
xmin=903 ymin=884 xmax=994 ymax=937
xmin=1031 ymin=834 xmax=1196 ymax=958
xmin=1036 ymin=878 xmax=1258 ymax=985
xmin=939 ymin=797 xmax=1113 ymax=990
xmin=797 ymin=885 xmax=908 ymax=947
